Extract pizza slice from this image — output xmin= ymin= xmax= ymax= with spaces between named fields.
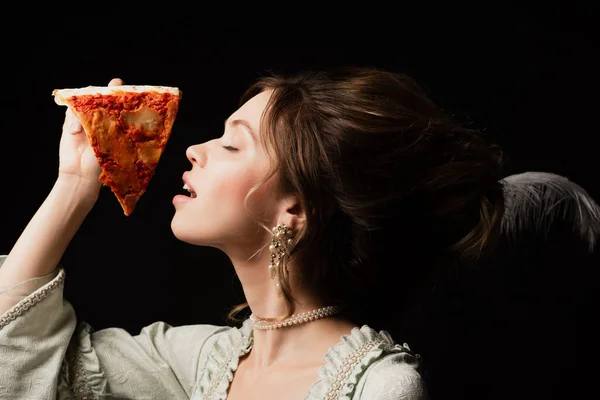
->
xmin=53 ymin=85 xmax=182 ymax=216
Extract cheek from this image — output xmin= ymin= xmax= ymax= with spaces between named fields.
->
xmin=204 ymin=163 xmax=265 ymax=212
xmin=171 ymin=163 xmax=276 ymax=244
xmin=205 ymin=163 xmax=279 ymax=230
xmin=217 ymin=173 xmax=256 ymax=205
xmin=243 ymin=178 xmax=278 ymax=219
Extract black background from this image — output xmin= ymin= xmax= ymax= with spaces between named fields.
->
xmin=1 ymin=6 xmax=599 ymax=399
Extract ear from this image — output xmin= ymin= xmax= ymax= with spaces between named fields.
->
xmin=276 ymin=194 xmax=307 ymax=233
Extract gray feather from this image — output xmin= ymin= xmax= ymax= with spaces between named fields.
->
xmin=500 ymin=171 xmax=600 ymax=251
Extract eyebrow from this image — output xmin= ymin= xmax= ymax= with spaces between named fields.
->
xmin=224 ymin=118 xmax=257 ymax=141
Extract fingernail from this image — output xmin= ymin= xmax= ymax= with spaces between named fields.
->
xmin=70 ymin=120 xmax=82 ymax=133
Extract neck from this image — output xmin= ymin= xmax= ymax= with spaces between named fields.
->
xmin=225 ymin=244 xmax=338 ymax=368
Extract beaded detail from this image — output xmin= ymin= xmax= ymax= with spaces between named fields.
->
xmin=200 ymin=335 xmax=251 ymax=400
xmin=192 ymin=320 xmax=423 ymax=400
xmin=326 ymin=338 xmax=386 ymax=399
xmin=0 ymin=269 xmax=65 ymax=330
xmin=307 ymin=326 xmax=422 ymax=400
xmin=268 ymin=223 xmax=294 ymax=295
xmin=250 ymin=305 xmax=340 ymax=330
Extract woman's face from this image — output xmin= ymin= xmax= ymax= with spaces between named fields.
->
xmin=171 ymin=89 xmax=279 ymax=251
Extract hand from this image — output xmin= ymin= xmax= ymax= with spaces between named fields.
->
xmin=57 ymin=78 xmax=123 ymax=189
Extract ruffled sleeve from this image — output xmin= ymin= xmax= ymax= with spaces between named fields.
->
xmin=193 ymin=318 xmax=253 ymax=399
xmin=0 ymin=255 xmax=72 ymax=398
xmin=306 ymin=325 xmax=427 ymax=400
xmin=56 ymin=320 xmax=231 ymax=399
xmin=0 ymin=255 xmax=230 ymax=399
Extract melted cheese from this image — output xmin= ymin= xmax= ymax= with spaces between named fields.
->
xmin=121 ymin=106 xmax=165 ymax=164
xmin=122 ymin=106 xmax=161 ymax=133
xmin=138 ymin=142 xmax=162 ymax=164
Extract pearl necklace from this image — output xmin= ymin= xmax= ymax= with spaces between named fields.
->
xmin=249 ymin=305 xmax=340 ymax=330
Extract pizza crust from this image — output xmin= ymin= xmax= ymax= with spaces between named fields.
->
xmin=53 ymin=85 xmax=181 ymax=105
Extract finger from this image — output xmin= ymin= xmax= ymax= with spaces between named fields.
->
xmin=64 ymin=108 xmax=84 ymax=135
xmin=108 ymin=78 xmax=124 ymax=86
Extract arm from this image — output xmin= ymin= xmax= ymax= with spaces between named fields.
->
xmin=0 ymin=78 xmax=222 ymax=399
xmin=0 ymin=76 xmax=116 ymax=313
xmin=0 ymin=258 xmax=229 ymax=399
xmin=0 ymin=75 xmax=133 ymax=312
xmin=0 ymin=175 xmax=99 ymax=313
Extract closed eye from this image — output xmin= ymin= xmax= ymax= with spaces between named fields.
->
xmin=222 ymin=145 xmax=239 ymax=152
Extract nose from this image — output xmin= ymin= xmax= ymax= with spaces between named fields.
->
xmin=186 ymin=143 xmax=206 ymax=167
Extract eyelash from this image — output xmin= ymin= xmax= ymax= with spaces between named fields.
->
xmin=222 ymin=145 xmax=239 ymax=152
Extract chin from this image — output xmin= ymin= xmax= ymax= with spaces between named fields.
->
xmin=170 ymin=216 xmax=192 ymax=243
xmin=170 ymin=216 xmax=215 ymax=247
xmin=170 ymin=217 xmax=192 ymax=241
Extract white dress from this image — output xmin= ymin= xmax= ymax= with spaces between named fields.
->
xmin=0 ymin=255 xmax=427 ymax=399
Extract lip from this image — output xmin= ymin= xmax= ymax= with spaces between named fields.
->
xmin=174 ymin=171 xmax=195 ymax=207
xmin=182 ymin=171 xmax=196 ymax=193
xmin=173 ymin=171 xmax=198 ymax=206
xmin=173 ymin=194 xmax=193 ymax=206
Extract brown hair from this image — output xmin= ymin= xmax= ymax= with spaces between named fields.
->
xmin=228 ymin=66 xmax=505 ymax=330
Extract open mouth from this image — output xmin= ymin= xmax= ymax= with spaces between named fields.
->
xmin=182 ymin=182 xmax=197 ymax=198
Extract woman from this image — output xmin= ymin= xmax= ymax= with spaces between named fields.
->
xmin=0 ymin=67 xmax=505 ymax=399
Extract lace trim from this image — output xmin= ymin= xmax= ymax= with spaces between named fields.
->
xmin=326 ymin=338 xmax=387 ymax=399
xmin=196 ymin=319 xmax=253 ymax=400
xmin=201 ymin=337 xmax=249 ymax=400
xmin=0 ymin=269 xmax=65 ymax=330
xmin=193 ymin=320 xmax=421 ymax=400
xmin=66 ymin=324 xmax=98 ymax=400
xmin=310 ymin=326 xmax=422 ymax=400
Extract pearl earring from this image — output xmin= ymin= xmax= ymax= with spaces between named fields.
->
xmin=268 ymin=223 xmax=294 ymax=295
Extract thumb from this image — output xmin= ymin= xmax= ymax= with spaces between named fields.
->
xmin=64 ymin=78 xmax=123 ymax=135
xmin=64 ymin=108 xmax=84 ymax=136
xmin=108 ymin=77 xmax=124 ymax=86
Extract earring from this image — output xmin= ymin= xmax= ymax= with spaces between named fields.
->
xmin=269 ymin=223 xmax=294 ymax=295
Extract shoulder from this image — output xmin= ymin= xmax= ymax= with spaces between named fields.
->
xmin=86 ymin=320 xmax=237 ymax=370
xmin=137 ymin=320 xmax=232 ymax=343
xmin=357 ymin=348 xmax=428 ymax=400
xmin=130 ymin=320 xmax=238 ymax=361
xmin=79 ymin=320 xmax=241 ymax=395
xmin=326 ymin=324 xmax=428 ymax=400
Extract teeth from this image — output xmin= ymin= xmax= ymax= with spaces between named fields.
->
xmin=183 ymin=182 xmax=196 ymax=198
